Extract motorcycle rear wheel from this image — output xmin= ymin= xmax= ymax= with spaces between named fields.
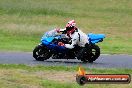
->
xmin=33 ymin=45 xmax=51 ymax=61
xmin=81 ymin=44 xmax=100 ymax=63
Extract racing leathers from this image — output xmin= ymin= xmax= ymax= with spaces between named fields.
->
xmin=63 ymin=28 xmax=91 ymax=59
xmin=64 ymin=29 xmax=89 ymax=49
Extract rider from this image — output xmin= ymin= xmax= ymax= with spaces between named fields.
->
xmin=58 ymin=20 xmax=91 ymax=59
xmin=58 ymin=20 xmax=89 ymax=48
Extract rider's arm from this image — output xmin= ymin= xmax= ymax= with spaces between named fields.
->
xmin=59 ymin=28 xmax=66 ymax=32
xmin=65 ymin=33 xmax=78 ymax=49
xmin=52 ymin=28 xmax=65 ymax=36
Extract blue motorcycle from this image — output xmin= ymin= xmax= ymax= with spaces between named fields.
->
xmin=33 ymin=31 xmax=105 ymax=63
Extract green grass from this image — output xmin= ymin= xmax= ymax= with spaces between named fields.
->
xmin=0 ymin=64 xmax=131 ymax=88
xmin=0 ymin=64 xmax=132 ymax=74
xmin=0 ymin=0 xmax=132 ymax=54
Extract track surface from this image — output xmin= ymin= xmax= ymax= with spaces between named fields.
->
xmin=0 ymin=52 xmax=132 ymax=68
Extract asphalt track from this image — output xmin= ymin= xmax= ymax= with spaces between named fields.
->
xmin=0 ymin=52 xmax=132 ymax=68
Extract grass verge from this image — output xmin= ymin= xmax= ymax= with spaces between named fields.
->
xmin=0 ymin=64 xmax=131 ymax=88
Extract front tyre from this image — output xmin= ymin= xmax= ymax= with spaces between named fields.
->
xmin=33 ymin=45 xmax=51 ymax=61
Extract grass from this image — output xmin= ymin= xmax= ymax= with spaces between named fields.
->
xmin=1 ymin=64 xmax=132 ymax=74
xmin=0 ymin=0 xmax=132 ymax=54
xmin=0 ymin=64 xmax=131 ymax=88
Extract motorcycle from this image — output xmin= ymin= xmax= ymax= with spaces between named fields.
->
xmin=33 ymin=30 xmax=105 ymax=63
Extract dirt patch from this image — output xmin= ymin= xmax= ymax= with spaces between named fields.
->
xmin=35 ymin=71 xmax=77 ymax=83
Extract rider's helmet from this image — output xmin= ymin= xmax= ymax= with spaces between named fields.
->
xmin=65 ymin=20 xmax=77 ymax=35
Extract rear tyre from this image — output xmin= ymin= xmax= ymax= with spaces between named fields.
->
xmin=91 ymin=44 xmax=100 ymax=61
xmin=33 ymin=45 xmax=51 ymax=61
xmin=81 ymin=44 xmax=100 ymax=63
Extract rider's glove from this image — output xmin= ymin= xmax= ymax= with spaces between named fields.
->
xmin=55 ymin=28 xmax=60 ymax=33
xmin=58 ymin=42 xmax=65 ymax=46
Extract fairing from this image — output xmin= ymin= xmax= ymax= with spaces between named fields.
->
xmin=41 ymin=33 xmax=105 ymax=52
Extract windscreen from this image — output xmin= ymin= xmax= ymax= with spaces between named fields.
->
xmin=44 ymin=30 xmax=58 ymax=37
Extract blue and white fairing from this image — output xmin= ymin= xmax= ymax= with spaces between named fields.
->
xmin=41 ymin=32 xmax=66 ymax=52
xmin=41 ymin=32 xmax=105 ymax=52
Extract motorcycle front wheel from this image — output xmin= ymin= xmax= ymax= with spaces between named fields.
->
xmin=33 ymin=44 xmax=51 ymax=61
